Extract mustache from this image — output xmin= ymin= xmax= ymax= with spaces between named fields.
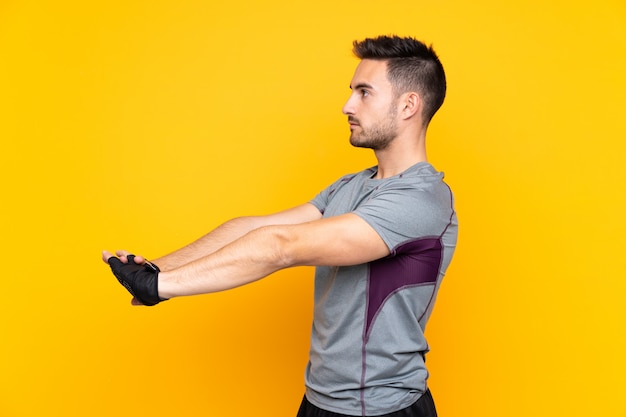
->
xmin=348 ymin=116 xmax=360 ymax=125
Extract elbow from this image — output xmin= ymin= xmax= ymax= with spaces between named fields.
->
xmin=256 ymin=225 xmax=299 ymax=269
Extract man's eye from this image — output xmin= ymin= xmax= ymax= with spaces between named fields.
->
xmin=360 ymin=90 xmax=369 ymax=97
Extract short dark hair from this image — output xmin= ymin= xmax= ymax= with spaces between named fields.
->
xmin=352 ymin=35 xmax=446 ymax=123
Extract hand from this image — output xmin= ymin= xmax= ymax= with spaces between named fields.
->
xmin=102 ymin=250 xmax=167 ymax=306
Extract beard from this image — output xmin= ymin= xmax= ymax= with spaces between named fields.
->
xmin=348 ymin=106 xmax=398 ymax=151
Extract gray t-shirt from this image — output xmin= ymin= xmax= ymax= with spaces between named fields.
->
xmin=305 ymin=162 xmax=458 ymax=416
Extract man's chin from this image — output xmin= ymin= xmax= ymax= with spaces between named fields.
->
xmin=350 ymin=135 xmax=393 ymax=151
xmin=350 ymin=135 xmax=367 ymax=149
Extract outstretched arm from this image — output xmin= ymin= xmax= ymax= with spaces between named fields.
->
xmin=155 ymin=212 xmax=389 ymax=299
xmin=146 ymin=203 xmax=323 ymax=271
xmin=102 ymin=203 xmax=322 ymax=305
xmin=103 ymin=210 xmax=390 ymax=304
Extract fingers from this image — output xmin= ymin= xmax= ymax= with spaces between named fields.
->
xmin=102 ymin=250 xmax=127 ymax=266
xmin=114 ymin=250 xmax=145 ymax=264
xmin=115 ymin=250 xmax=130 ymax=263
xmin=102 ymin=250 xmax=145 ymax=265
xmin=103 ymin=250 xmax=126 ymax=264
xmin=102 ymin=250 xmax=114 ymax=263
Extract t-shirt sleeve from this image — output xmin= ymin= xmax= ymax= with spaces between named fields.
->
xmin=309 ymin=174 xmax=358 ymax=215
xmin=309 ymin=187 xmax=329 ymax=214
xmin=353 ymin=184 xmax=453 ymax=252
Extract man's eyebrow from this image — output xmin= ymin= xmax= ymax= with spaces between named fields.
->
xmin=350 ymin=82 xmax=374 ymax=90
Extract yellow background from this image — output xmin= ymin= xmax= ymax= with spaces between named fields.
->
xmin=1 ymin=0 xmax=625 ymax=416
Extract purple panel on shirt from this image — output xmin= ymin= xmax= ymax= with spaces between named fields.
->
xmin=365 ymin=238 xmax=443 ymax=338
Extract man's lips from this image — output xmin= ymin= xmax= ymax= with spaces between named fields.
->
xmin=348 ymin=117 xmax=360 ymax=129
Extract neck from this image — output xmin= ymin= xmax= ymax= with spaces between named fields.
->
xmin=372 ymin=130 xmax=428 ymax=179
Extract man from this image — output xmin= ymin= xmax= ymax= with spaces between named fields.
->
xmin=103 ymin=35 xmax=457 ymax=417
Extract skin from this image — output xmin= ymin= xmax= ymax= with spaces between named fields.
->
xmin=102 ymin=59 xmax=429 ymax=305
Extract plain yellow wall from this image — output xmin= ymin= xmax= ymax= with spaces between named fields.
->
xmin=1 ymin=1 xmax=625 ymax=416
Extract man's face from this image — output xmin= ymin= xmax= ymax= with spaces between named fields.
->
xmin=342 ymin=59 xmax=399 ymax=150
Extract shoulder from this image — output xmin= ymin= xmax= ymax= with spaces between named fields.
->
xmin=373 ymin=163 xmax=453 ymax=202
xmin=354 ymin=163 xmax=456 ymax=244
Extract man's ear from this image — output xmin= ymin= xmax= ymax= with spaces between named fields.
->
xmin=400 ymin=91 xmax=422 ymax=120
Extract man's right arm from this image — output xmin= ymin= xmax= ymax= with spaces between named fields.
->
xmin=151 ymin=203 xmax=322 ymax=271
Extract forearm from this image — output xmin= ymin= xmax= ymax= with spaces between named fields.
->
xmin=151 ymin=216 xmax=263 ymax=271
xmin=157 ymin=225 xmax=293 ymax=298
xmin=151 ymin=204 xmax=322 ymax=271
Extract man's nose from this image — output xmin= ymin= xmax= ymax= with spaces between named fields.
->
xmin=342 ymin=94 xmax=356 ymax=115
